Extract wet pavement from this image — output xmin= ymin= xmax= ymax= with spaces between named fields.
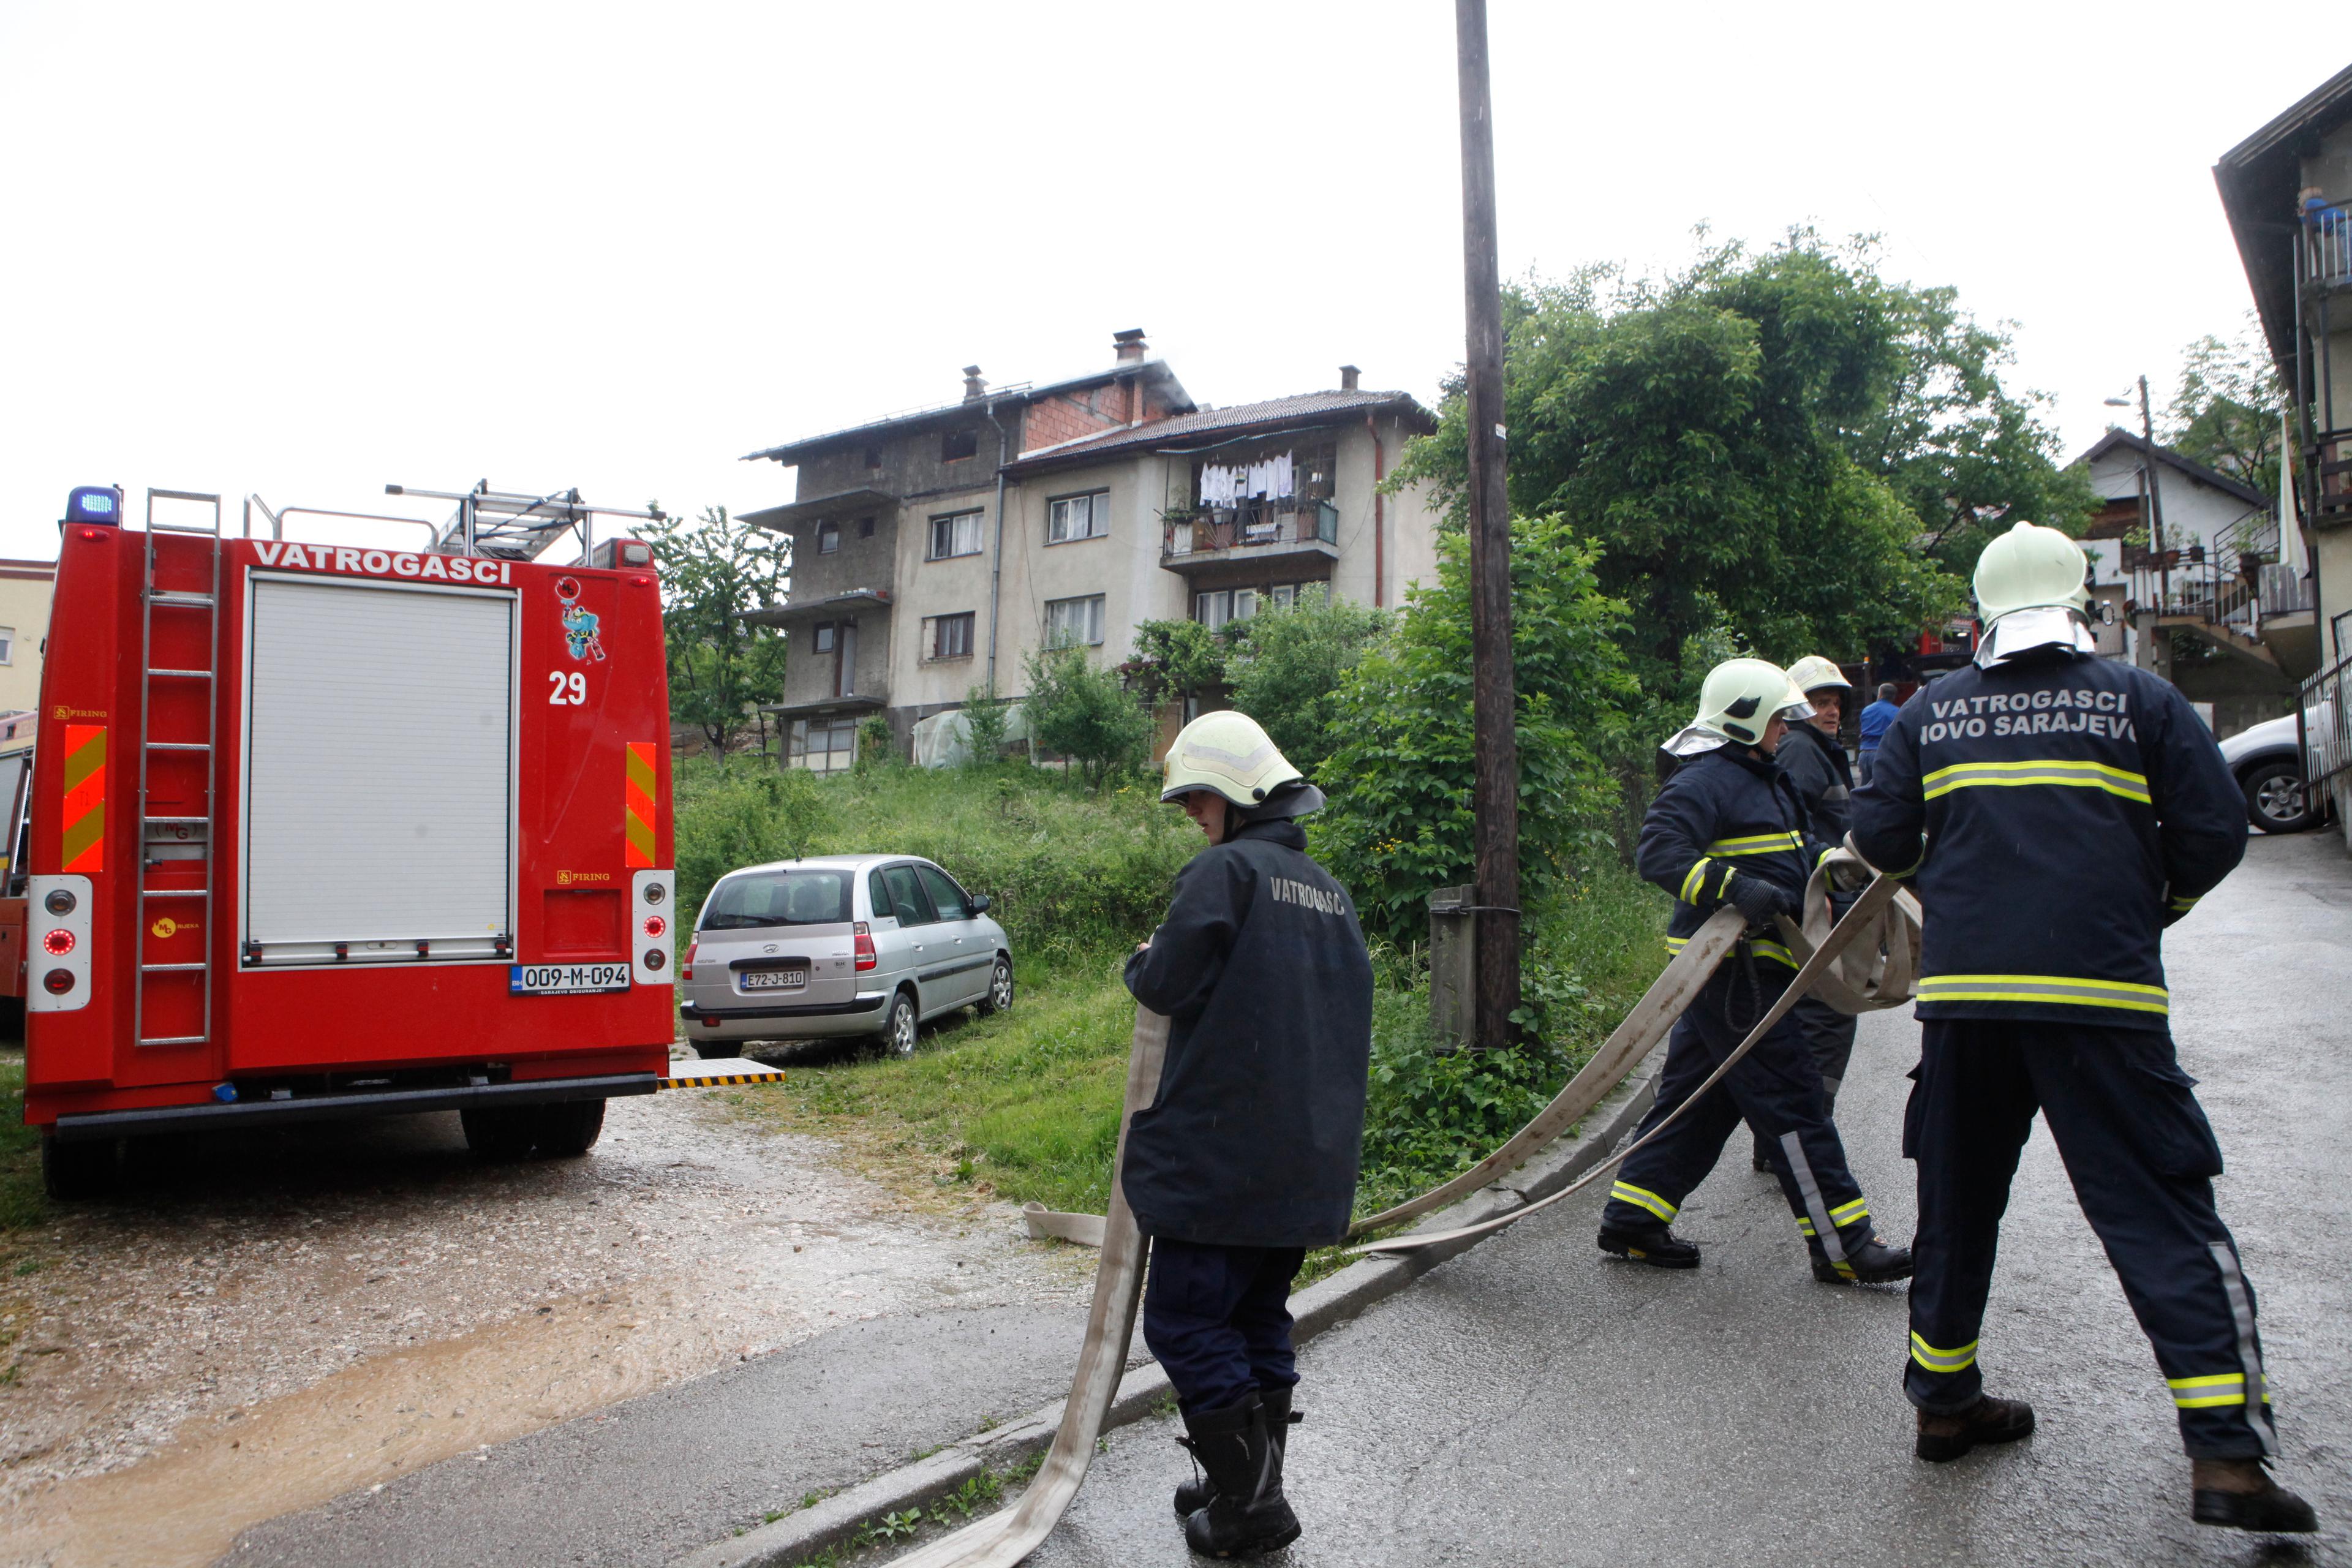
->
xmin=1030 ymin=831 xmax=2352 ymax=1567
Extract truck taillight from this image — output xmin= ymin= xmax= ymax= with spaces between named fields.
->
xmin=643 ymin=914 xmax=666 ymax=938
xmin=42 ymin=929 xmax=76 ymax=957
xmin=43 ymin=969 xmax=75 ymax=995
xmin=854 ymin=921 xmax=876 ymax=971
xmin=681 ymin=940 xmax=696 ymax=980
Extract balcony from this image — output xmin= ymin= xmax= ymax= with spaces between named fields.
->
xmin=1160 ymin=500 xmax=1340 ymax=575
xmin=2306 ymin=202 xmax=2352 ymax=292
xmin=2313 ymin=429 xmax=2352 ymax=526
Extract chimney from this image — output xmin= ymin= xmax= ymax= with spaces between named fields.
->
xmin=1112 ymin=328 xmax=1148 ymax=364
xmin=962 ymin=365 xmax=987 ymax=401
xmin=1339 ymin=364 xmax=1361 ymax=392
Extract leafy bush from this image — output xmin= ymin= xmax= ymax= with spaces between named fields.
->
xmin=1023 ymin=646 xmax=1152 ymax=788
xmin=671 ymin=761 xmax=832 ymax=924
xmin=962 ymin=680 xmax=1011 ymax=766
xmin=1126 ymin=619 xmax=1229 ymax=711
xmin=1224 ymin=593 xmax=1390 ymax=778
xmin=1311 ymin=513 xmax=1636 ymax=946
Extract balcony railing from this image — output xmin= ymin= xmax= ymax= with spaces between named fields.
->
xmin=2307 ymin=202 xmax=2352 ymax=290
xmin=1163 ymin=500 xmax=1340 ymax=559
xmin=2313 ymin=429 xmax=2352 ymax=524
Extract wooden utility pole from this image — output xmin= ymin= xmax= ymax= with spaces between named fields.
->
xmin=1455 ymin=0 xmax=1521 ymax=1048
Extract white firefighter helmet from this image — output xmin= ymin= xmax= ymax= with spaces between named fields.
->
xmin=1160 ymin=709 xmax=1322 ymax=816
xmin=1973 ymin=519 xmax=2091 ymax=625
xmin=1686 ymin=657 xmax=1811 ymax=749
xmin=1784 ymin=654 xmax=1852 ymax=698
xmin=1972 ymin=519 xmax=2099 ymax=666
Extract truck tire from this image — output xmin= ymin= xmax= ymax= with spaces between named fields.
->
xmin=534 ymin=1098 xmax=606 ymax=1157
xmin=461 ymin=1106 xmax=538 ymax=1160
xmin=2241 ymin=760 xmax=2320 ymax=833
xmin=42 ymin=1133 xmax=117 ymax=1200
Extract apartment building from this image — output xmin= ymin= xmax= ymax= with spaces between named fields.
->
xmin=0 ymin=557 xmax=56 ymax=716
xmin=740 ymin=331 xmax=1441 ymax=769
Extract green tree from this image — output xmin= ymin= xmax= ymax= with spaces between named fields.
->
xmin=2163 ymin=317 xmax=2287 ymax=497
xmin=962 ymin=679 xmax=1012 ymax=767
xmin=1126 ymin=618 xmax=1230 ymax=712
xmin=1022 ymin=646 xmax=1152 ymax=788
xmin=1394 ymin=234 xmax=2082 ymax=686
xmin=1224 ymin=590 xmax=1390 ymax=777
xmin=1311 ymin=514 xmax=1636 ymax=947
xmin=641 ymin=504 xmax=791 ymax=753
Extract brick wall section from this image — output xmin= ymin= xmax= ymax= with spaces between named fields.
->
xmin=1022 ymin=383 xmax=1139 ymax=453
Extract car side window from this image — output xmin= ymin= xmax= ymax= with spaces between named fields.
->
xmin=916 ymin=864 xmax=969 ymax=921
xmin=880 ymin=864 xmax=935 ymax=927
xmin=868 ymin=869 xmax=891 ymax=921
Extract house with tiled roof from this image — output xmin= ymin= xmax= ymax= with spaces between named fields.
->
xmin=739 ymin=330 xmax=1442 ymax=767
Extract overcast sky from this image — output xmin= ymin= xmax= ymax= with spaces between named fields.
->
xmin=0 ymin=2 xmax=2332 ymax=563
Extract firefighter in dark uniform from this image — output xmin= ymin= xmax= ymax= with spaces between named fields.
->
xmin=1599 ymin=658 xmax=1912 ymax=1285
xmin=1124 ymin=709 xmax=1374 ymax=1559
xmin=1752 ymin=654 xmax=1862 ymax=1172
xmin=1852 ymin=521 xmax=2316 ymax=1532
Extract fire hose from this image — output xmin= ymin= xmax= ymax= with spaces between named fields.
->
xmin=897 ymin=850 xmax=1917 ymax=1567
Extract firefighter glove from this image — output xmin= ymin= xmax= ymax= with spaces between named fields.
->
xmin=1727 ymin=872 xmax=1799 ymax=932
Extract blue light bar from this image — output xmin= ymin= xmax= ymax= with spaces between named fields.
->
xmin=66 ymin=486 xmax=123 ymax=525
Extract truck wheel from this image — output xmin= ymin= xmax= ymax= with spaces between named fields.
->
xmin=876 ymin=990 xmax=918 ymax=1059
xmin=978 ymin=957 xmax=1014 ymax=1016
xmin=2241 ymin=760 xmax=2319 ymax=832
xmin=41 ymin=1133 xmax=117 ymax=1200
xmin=534 ymin=1099 xmax=606 ymax=1157
xmin=461 ymin=1106 xmax=538 ymax=1160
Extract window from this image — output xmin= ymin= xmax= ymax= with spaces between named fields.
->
xmin=1194 ymin=588 xmax=1257 ymax=630
xmin=858 ymin=516 xmax=875 ymax=539
xmin=875 ymin=863 xmax=938 ymax=926
xmin=924 ymin=611 xmax=976 ymax=661
xmin=916 ymin=864 xmax=970 ymax=921
xmin=1047 ymin=491 xmax=1110 ymax=544
xmin=0 ymin=626 xmax=12 ymax=665
xmin=814 ymin=622 xmax=835 ymax=654
xmin=1045 ymin=594 xmax=1106 ymax=647
xmin=788 ymin=717 xmax=860 ymax=774
xmin=816 ymin=519 xmax=840 ymax=554
xmin=1265 ymin=582 xmax=1324 ymax=612
xmin=928 ymin=510 xmax=984 ymax=560
xmin=700 ymin=870 xmax=854 ymax=930
xmin=942 ymin=428 xmax=979 ymax=462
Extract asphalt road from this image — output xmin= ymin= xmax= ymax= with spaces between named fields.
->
xmin=1029 ymin=829 xmax=2352 ymax=1568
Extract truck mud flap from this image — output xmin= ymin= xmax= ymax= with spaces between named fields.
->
xmin=49 ymin=1072 xmax=657 ymax=1142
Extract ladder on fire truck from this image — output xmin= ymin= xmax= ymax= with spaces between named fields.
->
xmin=135 ymin=489 xmax=223 ymax=1049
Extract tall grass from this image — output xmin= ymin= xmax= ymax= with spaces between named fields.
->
xmin=685 ymin=758 xmax=1668 ymax=1223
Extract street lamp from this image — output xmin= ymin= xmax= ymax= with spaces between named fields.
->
xmin=2106 ymin=375 xmax=2170 ymax=609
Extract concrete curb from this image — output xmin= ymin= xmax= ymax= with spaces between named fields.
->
xmin=676 ymin=1055 xmax=1663 ymax=1568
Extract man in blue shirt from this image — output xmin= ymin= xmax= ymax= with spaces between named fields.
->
xmin=1855 ymin=682 xmax=1900 ymax=784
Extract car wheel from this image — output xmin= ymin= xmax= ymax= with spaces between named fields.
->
xmin=696 ymin=1037 xmax=743 ymax=1060
xmin=41 ymin=1132 xmax=117 ymax=1200
xmin=534 ymin=1098 xmax=606 ymax=1157
xmin=2241 ymin=760 xmax=2319 ymax=832
xmin=878 ymin=990 xmax=919 ymax=1058
xmin=979 ymin=956 xmax=1014 ymax=1016
xmin=461 ymin=1106 xmax=538 ymax=1160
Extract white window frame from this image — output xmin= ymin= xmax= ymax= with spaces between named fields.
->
xmin=788 ymin=717 xmax=860 ymax=775
xmin=924 ymin=611 xmax=976 ymax=662
xmin=1194 ymin=588 xmax=1257 ymax=630
xmin=816 ymin=520 xmax=840 ymax=555
xmin=1047 ymin=491 xmax=1110 ymax=545
xmin=1044 ymin=594 xmax=1106 ymax=648
xmin=928 ymin=510 xmax=984 ymax=561
xmin=813 ymin=622 xmax=835 ymax=654
xmin=0 ymin=625 xmax=13 ymax=665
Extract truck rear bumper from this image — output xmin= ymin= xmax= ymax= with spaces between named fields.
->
xmin=48 ymin=1072 xmax=656 ymax=1143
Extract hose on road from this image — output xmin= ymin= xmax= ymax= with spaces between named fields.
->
xmin=912 ymin=850 xmax=1915 ymax=1566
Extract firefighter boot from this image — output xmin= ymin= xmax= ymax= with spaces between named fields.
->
xmin=1597 ymin=1221 xmax=1701 ymax=1270
xmin=1174 ymin=1384 xmax=1294 ymax=1518
xmin=1916 ymin=1395 xmax=2036 ymax=1462
xmin=2190 ymin=1459 xmax=2319 ymax=1534
xmin=1177 ymin=1393 xmax=1300 ymax=1559
xmin=1811 ymin=1231 xmax=1913 ymax=1285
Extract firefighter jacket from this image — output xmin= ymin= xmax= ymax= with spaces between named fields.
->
xmin=1121 ymin=818 xmax=1374 ymax=1248
xmin=1850 ymin=649 xmax=2245 ymax=1032
xmin=1638 ymin=746 xmax=1830 ymax=972
xmin=1776 ymin=721 xmax=1856 ymax=842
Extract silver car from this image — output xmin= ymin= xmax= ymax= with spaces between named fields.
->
xmin=679 ymin=854 xmax=1012 ymax=1058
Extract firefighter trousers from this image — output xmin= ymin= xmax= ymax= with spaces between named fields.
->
xmin=1752 ymin=995 xmax=1859 ymax=1164
xmin=1602 ymin=954 xmax=1881 ymax=1273
xmin=1904 ymin=1019 xmax=2279 ymax=1460
xmin=1142 ymin=1238 xmax=1306 ymax=1415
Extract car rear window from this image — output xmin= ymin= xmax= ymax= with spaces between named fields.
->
xmin=701 ymin=870 xmax=853 ymax=930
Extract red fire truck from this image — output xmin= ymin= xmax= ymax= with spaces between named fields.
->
xmin=25 ymin=483 xmax=676 ymax=1197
